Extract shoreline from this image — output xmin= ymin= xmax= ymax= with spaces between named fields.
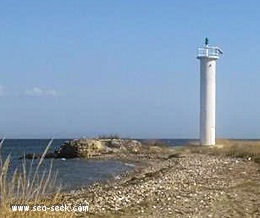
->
xmin=3 ymin=139 xmax=259 ymax=217
xmin=63 ymin=152 xmax=170 ymax=193
xmin=59 ymin=147 xmax=260 ymax=217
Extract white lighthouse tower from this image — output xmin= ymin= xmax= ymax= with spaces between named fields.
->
xmin=197 ymin=38 xmax=223 ymax=146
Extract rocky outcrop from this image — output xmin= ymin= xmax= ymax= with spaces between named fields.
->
xmin=54 ymin=138 xmax=143 ymax=159
xmin=20 ymin=138 xmax=174 ymax=160
xmin=55 ymin=139 xmax=104 ymax=158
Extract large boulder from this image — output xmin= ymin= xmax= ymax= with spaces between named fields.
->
xmin=55 ymin=139 xmax=105 ymax=158
xmin=55 ymin=138 xmax=143 ymax=158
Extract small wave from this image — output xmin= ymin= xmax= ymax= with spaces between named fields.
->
xmin=124 ymin=163 xmax=135 ymax=167
xmin=114 ymin=175 xmax=121 ymax=180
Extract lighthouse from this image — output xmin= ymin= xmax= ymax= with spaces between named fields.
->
xmin=197 ymin=38 xmax=223 ymax=146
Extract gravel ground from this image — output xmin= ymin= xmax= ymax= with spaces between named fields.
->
xmin=62 ymin=152 xmax=260 ymax=218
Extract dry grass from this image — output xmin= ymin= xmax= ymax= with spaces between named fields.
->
xmin=183 ymin=139 xmax=260 ymax=164
xmin=142 ymin=139 xmax=176 ymax=155
xmin=97 ymin=134 xmax=121 ymax=139
xmin=0 ymin=139 xmax=75 ymax=217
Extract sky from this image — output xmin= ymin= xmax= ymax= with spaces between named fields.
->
xmin=0 ymin=0 xmax=260 ymax=139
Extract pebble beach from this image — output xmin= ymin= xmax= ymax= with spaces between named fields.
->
xmin=62 ymin=150 xmax=260 ymax=217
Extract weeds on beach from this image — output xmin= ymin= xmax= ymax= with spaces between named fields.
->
xmin=185 ymin=139 xmax=260 ymax=164
xmin=0 ymin=139 xmax=64 ymax=217
xmin=97 ymin=134 xmax=121 ymax=139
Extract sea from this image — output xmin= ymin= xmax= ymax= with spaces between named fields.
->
xmin=0 ymin=139 xmax=195 ymax=191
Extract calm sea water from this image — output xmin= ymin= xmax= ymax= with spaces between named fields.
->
xmin=0 ymin=139 xmax=194 ymax=191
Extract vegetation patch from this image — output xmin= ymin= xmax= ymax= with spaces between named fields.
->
xmin=182 ymin=139 xmax=260 ymax=165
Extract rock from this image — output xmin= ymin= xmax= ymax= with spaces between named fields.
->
xmin=123 ymin=140 xmax=142 ymax=153
xmin=110 ymin=139 xmax=123 ymax=149
xmin=45 ymin=152 xmax=58 ymax=158
xmin=55 ymin=139 xmax=105 ymax=158
xmin=55 ymin=138 xmax=143 ymax=158
xmin=21 ymin=138 xmax=144 ymax=159
xmin=55 ymin=142 xmax=78 ymax=158
xmin=19 ymin=153 xmax=42 ymax=159
xmin=19 ymin=152 xmax=57 ymax=159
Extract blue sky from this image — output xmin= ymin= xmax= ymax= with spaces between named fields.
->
xmin=0 ymin=0 xmax=260 ymax=138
